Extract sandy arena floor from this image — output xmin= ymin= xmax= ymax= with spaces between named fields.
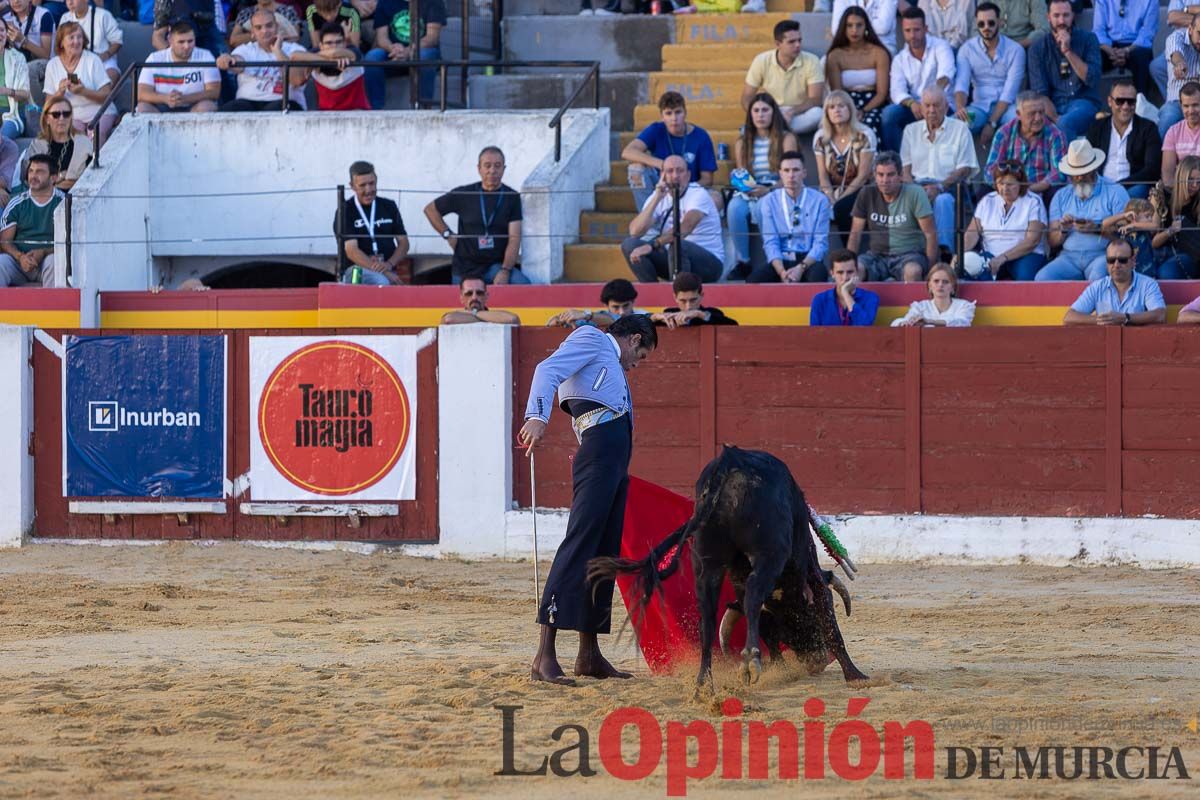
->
xmin=0 ymin=543 xmax=1196 ymax=798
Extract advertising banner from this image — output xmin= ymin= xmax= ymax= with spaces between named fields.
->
xmin=64 ymin=335 xmax=227 ymax=498
xmin=249 ymin=336 xmax=417 ymax=501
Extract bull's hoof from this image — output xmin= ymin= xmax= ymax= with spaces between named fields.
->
xmin=844 ymin=668 xmax=870 ymax=684
xmin=740 ymin=648 xmax=762 ymax=684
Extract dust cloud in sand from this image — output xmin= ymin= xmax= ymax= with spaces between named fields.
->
xmin=0 ymin=543 xmax=1196 ymax=798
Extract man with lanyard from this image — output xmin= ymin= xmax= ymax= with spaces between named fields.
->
xmin=334 ymin=161 xmax=408 ymax=285
xmin=518 ymin=314 xmax=658 ymax=686
xmin=809 ymin=250 xmax=881 ymax=326
xmin=754 ymin=150 xmax=831 ymax=283
xmin=425 ymin=146 xmax=531 ymax=285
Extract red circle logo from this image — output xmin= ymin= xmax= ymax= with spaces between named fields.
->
xmin=258 ymin=341 xmax=411 ymax=496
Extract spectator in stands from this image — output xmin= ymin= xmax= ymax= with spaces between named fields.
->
xmin=61 ymin=0 xmax=122 ymax=83
xmin=993 ymin=0 xmax=1049 ymax=47
xmin=1085 ymin=81 xmax=1160 ymax=201
xmin=741 ymin=19 xmax=824 ymax=136
xmin=848 ymin=151 xmax=939 ymax=282
xmin=831 ymin=0 xmax=898 ymax=54
xmin=0 ymin=24 xmax=30 ymax=140
xmin=17 ymin=95 xmax=90 ymax=192
xmin=291 ymin=22 xmax=371 ymax=111
xmin=1154 ymin=0 xmax=1196 ymax=104
xmin=729 ymin=92 xmax=797 ymax=276
xmin=335 ymin=160 xmax=408 ymax=285
xmin=651 ymin=273 xmax=738 ymax=328
xmin=135 ymin=21 xmax=220 ymax=114
xmin=45 ymin=22 xmax=116 ymax=143
xmin=0 ymin=154 xmax=62 ymax=288
xmin=1105 ymin=197 xmax=1194 ymax=279
xmin=900 ymin=86 xmax=979 ymax=252
xmin=621 ymin=153 xmax=724 ymax=283
xmin=824 ymin=6 xmax=892 ymax=139
xmin=440 ymin=277 xmax=520 ymax=325
xmin=1063 ymin=238 xmax=1166 ymax=325
xmin=1038 ymin=139 xmax=1131 ymax=280
xmin=891 ymin=264 xmax=976 ymax=325
xmin=809 ymin=249 xmax=881 ymax=325
xmin=755 ymin=150 xmax=832 ymax=283
xmin=307 ymin=0 xmax=361 ymax=49
xmin=919 ymin=0 xmax=974 ymax=50
xmin=216 ymin=10 xmax=308 ymax=112
xmin=154 ymin=0 xmax=234 ymax=58
xmin=1028 ymin=0 xmax=1102 ymax=143
xmin=1154 ymin=155 xmax=1200 ymax=277
xmin=953 ymin=2 xmax=1024 ymax=139
xmin=228 ymin=0 xmax=300 ymax=48
xmin=366 ymin=0 xmax=447 ymax=108
xmin=425 ymin=145 xmax=530 ymax=285
xmin=962 ymin=160 xmax=1048 ymax=280
xmin=621 ymin=91 xmax=717 ymax=212
xmin=984 ymin=90 xmax=1067 ymax=197
xmin=1160 ymin=15 xmax=1200 ymax=139
xmin=4 ymin=0 xmax=54 ymax=106
xmin=813 ymin=90 xmax=877 ymax=240
xmin=545 ymin=278 xmax=642 ymax=329
xmin=1092 ymin=0 xmax=1157 ymax=100
xmin=882 ymin=7 xmax=956 ymax=154
xmin=1163 ymin=83 xmax=1200 ymax=184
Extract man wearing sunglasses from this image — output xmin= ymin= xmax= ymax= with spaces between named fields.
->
xmin=1092 ymin=0 xmax=1157 ymax=100
xmin=439 ymin=276 xmax=519 ymax=325
xmin=1086 ymin=80 xmax=1161 ymax=200
xmin=1063 ymin=238 xmax=1165 ymax=326
xmin=954 ymin=2 xmax=1025 ymax=140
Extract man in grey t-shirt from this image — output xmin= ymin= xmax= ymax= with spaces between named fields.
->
xmin=847 ymin=152 xmax=939 ymax=282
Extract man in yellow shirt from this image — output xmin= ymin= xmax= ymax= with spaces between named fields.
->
xmin=741 ymin=19 xmax=825 ymax=134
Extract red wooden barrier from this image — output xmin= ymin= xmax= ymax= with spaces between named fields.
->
xmin=514 ymin=326 xmax=1200 ymax=519
xmin=32 ymin=329 xmax=438 ymax=541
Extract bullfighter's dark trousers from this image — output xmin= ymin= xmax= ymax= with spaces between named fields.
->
xmin=536 ymin=415 xmax=632 ymax=634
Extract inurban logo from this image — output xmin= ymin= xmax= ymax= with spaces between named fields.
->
xmin=87 ymin=400 xmax=201 ymax=432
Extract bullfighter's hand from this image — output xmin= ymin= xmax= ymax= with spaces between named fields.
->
xmin=518 ymin=418 xmax=547 ymax=454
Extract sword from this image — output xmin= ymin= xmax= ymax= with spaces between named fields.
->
xmin=529 ymin=449 xmax=541 ymax=612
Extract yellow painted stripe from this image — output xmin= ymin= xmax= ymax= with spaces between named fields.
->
xmin=0 ymin=310 xmax=80 ymax=326
xmin=216 ymin=310 xmax=320 ymax=328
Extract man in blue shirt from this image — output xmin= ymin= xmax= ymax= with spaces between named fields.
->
xmin=754 ymin=150 xmax=832 ymax=283
xmin=518 ymin=315 xmax=658 ymax=686
xmin=953 ymin=2 xmax=1025 ymax=139
xmin=810 ymin=250 xmax=881 ymax=326
xmin=1092 ymin=0 xmax=1157 ymax=99
xmin=620 ymin=91 xmax=718 ymax=211
xmin=1028 ymin=0 xmax=1102 ymax=142
xmin=1037 ymin=139 xmax=1131 ymax=280
xmin=1063 ymin=239 xmax=1166 ymax=325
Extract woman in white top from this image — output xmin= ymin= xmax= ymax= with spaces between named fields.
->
xmin=962 ymin=160 xmax=1047 ymax=280
xmin=825 ymin=7 xmax=891 ymax=139
xmin=0 ymin=24 xmax=31 ymax=139
xmin=729 ymin=92 xmax=797 ymax=274
xmin=44 ymin=21 xmax=116 ymax=144
xmin=892 ymin=264 xmax=976 ymax=326
xmin=918 ymin=0 xmax=974 ymax=50
xmin=61 ymin=0 xmax=122 ymax=82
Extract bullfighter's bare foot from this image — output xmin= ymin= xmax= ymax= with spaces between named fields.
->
xmin=575 ymin=632 xmax=633 ymax=679
xmin=531 ymin=624 xmax=577 ymax=686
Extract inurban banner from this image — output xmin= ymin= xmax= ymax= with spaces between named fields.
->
xmin=64 ymin=334 xmax=227 ymax=498
xmin=249 ymin=336 xmax=417 ymax=501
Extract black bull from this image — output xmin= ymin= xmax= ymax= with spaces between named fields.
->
xmin=588 ymin=445 xmax=867 ymax=687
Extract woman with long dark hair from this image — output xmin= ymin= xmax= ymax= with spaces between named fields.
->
xmin=824 ymin=6 xmax=891 ymax=139
xmin=729 ymin=92 xmax=798 ymax=275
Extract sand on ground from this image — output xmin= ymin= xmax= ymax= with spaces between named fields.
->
xmin=0 ymin=543 xmax=1197 ymax=798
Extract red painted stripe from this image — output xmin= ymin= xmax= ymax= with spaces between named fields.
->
xmin=0 ymin=288 xmax=79 ymax=311
xmin=102 ymin=288 xmax=319 ymax=312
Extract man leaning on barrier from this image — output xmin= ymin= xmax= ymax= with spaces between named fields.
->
xmin=136 ymin=22 xmax=220 ymax=114
xmin=216 ymin=9 xmax=308 ymax=112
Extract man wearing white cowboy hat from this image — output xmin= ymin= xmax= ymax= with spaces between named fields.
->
xmin=1035 ymin=138 xmax=1130 ymax=281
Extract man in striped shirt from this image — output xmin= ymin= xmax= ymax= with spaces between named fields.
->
xmin=136 ymin=22 xmax=220 ymax=113
xmin=1159 ymin=16 xmax=1200 ymax=138
xmin=984 ymin=91 xmax=1067 ymax=198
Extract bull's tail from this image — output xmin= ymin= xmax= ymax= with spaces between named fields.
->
xmin=586 ymin=520 xmax=692 ymax=607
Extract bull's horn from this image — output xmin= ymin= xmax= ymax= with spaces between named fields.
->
xmin=830 ymin=574 xmax=852 ymax=616
xmin=719 ymin=606 xmax=743 ymax=656
xmin=838 ymin=559 xmax=857 ymax=581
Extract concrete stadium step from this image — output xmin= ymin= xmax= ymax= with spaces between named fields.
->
xmin=609 ymin=160 xmax=733 ymax=184
xmin=580 ymin=211 xmax=635 ymax=244
xmin=767 ymin=0 xmax=813 ymax=10
xmin=648 ymin=70 xmax=750 ymax=105
xmin=661 ymin=42 xmax=771 ymax=71
xmin=673 ymin=12 xmax=792 ymax=44
xmin=617 ymin=128 xmax=742 ymax=152
xmin=564 ymin=244 xmax=637 ymax=282
xmin=635 ymin=102 xmax=746 ymax=129
xmin=595 ymin=186 xmax=638 ymax=213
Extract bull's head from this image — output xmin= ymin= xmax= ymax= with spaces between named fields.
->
xmin=718 ymin=574 xmax=852 ymax=655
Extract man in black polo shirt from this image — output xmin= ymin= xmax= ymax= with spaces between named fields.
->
xmin=334 ymin=160 xmax=409 ymax=285
xmin=424 ymin=146 xmax=531 ymax=285
xmin=650 ymin=272 xmax=738 ymax=328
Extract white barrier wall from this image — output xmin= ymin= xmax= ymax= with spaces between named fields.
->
xmin=0 ymin=326 xmax=34 ymax=547
xmin=67 ymin=109 xmax=609 ymax=301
